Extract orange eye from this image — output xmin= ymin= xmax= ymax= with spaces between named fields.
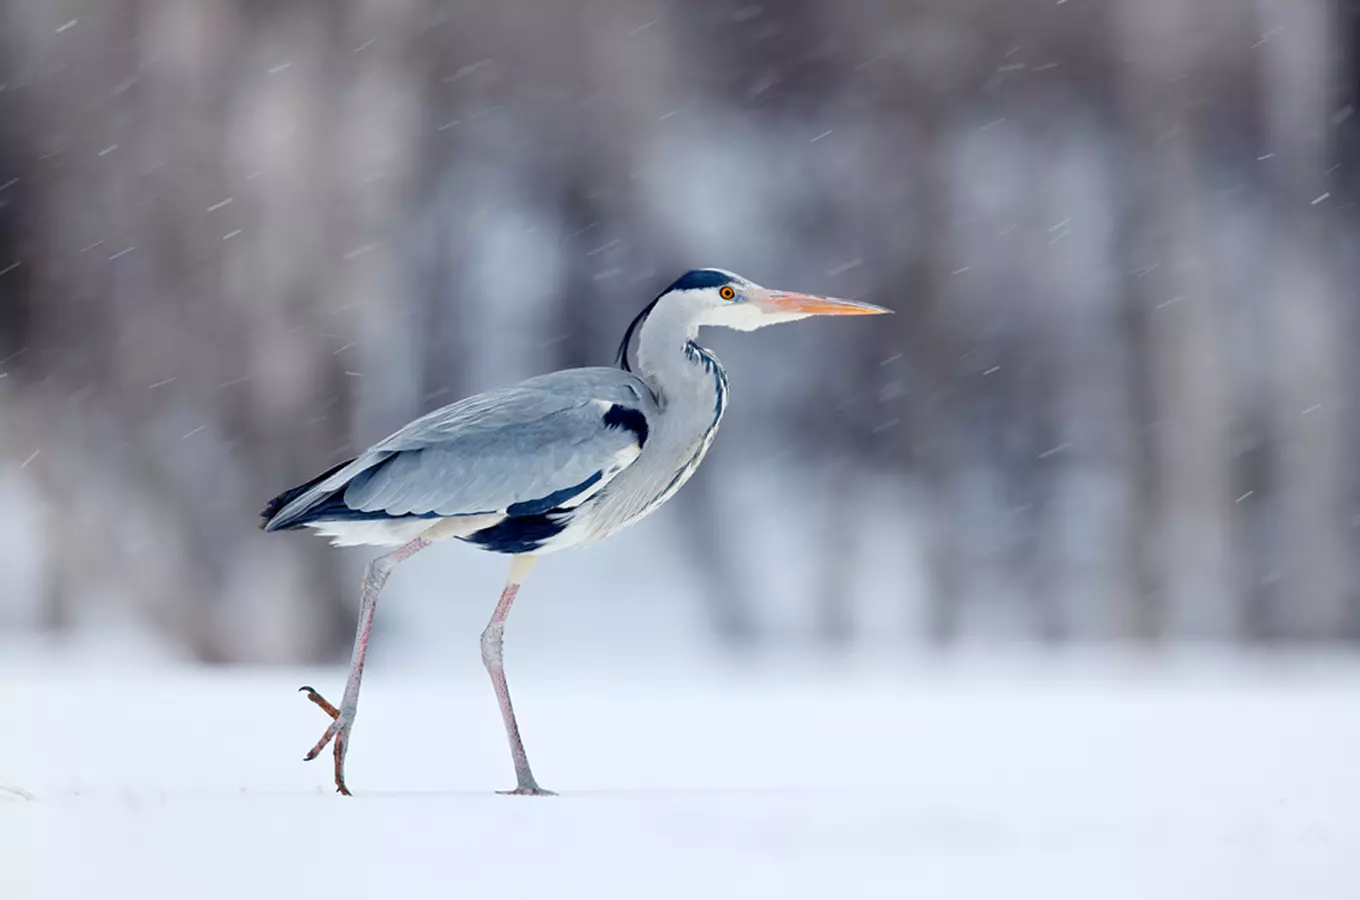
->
xmin=719 ymin=285 xmax=736 ymax=300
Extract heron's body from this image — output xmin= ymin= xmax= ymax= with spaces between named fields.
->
xmin=264 ymin=331 xmax=727 ymax=555
xmin=261 ymin=268 xmax=887 ymax=795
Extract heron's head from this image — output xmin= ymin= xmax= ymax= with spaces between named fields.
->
xmin=657 ymin=268 xmax=891 ymax=331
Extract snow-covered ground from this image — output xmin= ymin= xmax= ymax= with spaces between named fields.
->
xmin=3 ymin=658 xmax=1357 ymax=900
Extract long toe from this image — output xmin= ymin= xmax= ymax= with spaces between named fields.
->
xmin=333 ymin=734 xmax=352 ymax=796
xmin=303 ymin=717 xmax=344 ymax=761
xmin=302 ymin=719 xmax=355 ymax=795
xmin=299 ymin=687 xmax=356 ymax=795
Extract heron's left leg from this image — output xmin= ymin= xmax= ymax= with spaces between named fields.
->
xmin=299 ymin=535 xmax=429 ymax=795
xmin=481 ymin=554 xmax=553 ymax=796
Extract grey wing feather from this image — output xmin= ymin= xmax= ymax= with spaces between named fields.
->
xmin=264 ymin=368 xmax=653 ymax=528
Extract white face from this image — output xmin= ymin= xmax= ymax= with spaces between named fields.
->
xmin=676 ymin=270 xmax=812 ymax=332
xmin=659 ymin=268 xmax=892 ymax=333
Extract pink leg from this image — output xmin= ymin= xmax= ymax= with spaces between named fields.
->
xmin=481 ymin=555 xmax=552 ymax=796
xmin=300 ymin=535 xmax=429 ymax=795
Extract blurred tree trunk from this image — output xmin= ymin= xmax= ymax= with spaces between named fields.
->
xmin=1338 ymin=0 xmax=1360 ymax=640
xmin=1114 ymin=0 xmax=1237 ymax=639
xmin=1255 ymin=0 xmax=1353 ymax=640
xmin=903 ymin=117 xmax=968 ymax=645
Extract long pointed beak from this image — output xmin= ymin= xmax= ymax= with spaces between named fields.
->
xmin=759 ymin=290 xmax=893 ymax=316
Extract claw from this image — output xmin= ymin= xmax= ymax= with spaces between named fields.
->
xmin=300 ymin=687 xmax=341 ymax=720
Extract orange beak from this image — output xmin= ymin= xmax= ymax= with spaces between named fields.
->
xmin=759 ymin=291 xmax=892 ymax=316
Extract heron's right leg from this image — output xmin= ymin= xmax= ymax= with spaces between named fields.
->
xmin=481 ymin=554 xmax=553 ymax=796
xmin=299 ymin=535 xmax=428 ymax=795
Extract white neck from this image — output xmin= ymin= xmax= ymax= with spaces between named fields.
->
xmin=626 ymin=297 xmax=710 ymax=406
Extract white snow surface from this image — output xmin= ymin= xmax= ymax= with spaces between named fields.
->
xmin=3 ymin=659 xmax=1358 ymax=899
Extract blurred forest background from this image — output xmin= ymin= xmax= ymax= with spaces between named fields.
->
xmin=0 ymin=0 xmax=1357 ymax=663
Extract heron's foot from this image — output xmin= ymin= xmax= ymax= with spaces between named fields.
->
xmin=298 ymin=686 xmax=355 ymax=796
xmin=497 ymin=783 xmax=557 ymax=797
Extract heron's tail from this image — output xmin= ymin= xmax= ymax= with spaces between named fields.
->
xmin=259 ymin=457 xmax=355 ymax=531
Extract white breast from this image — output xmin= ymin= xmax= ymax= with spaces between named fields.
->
xmin=556 ymin=342 xmax=729 ymax=549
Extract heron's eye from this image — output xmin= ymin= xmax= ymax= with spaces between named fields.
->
xmin=719 ymin=285 xmax=736 ymax=300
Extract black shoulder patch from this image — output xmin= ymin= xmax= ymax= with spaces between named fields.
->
xmin=602 ymin=403 xmax=649 ymax=447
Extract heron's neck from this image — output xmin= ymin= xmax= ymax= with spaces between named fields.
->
xmin=630 ymin=300 xmax=712 ymax=405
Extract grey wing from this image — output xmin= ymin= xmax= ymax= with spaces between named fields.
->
xmin=262 ymin=368 xmax=654 ymax=529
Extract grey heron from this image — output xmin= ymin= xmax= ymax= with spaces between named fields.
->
xmin=261 ymin=268 xmax=889 ymax=795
